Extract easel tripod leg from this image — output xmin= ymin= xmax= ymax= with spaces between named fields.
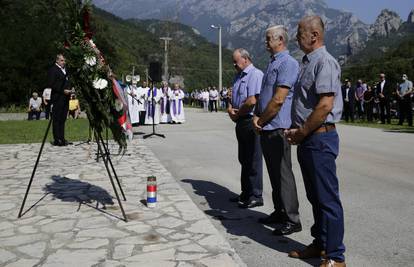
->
xmin=18 ymin=117 xmax=53 ymax=218
xmin=95 ymin=132 xmax=128 ymax=222
xmin=98 ymin=135 xmax=127 ymax=201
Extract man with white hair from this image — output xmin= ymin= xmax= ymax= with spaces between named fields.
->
xmin=228 ymin=48 xmax=263 ymax=209
xmin=28 ymin=92 xmax=42 ymax=120
xmin=253 ymin=25 xmax=301 ymax=235
xmin=168 ymin=83 xmax=185 ymax=123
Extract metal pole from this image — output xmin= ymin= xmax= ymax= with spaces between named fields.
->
xmin=160 ymin=37 xmax=172 ymax=82
xmin=218 ymin=26 xmax=222 ymax=92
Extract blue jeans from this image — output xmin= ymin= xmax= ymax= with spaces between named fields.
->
xmin=297 ymin=130 xmax=345 ymax=262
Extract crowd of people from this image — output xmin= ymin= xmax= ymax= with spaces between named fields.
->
xmin=122 ymin=80 xmax=186 ymax=125
xmin=188 ymin=87 xmax=231 ymax=112
xmin=341 ymin=74 xmax=413 ymax=126
xmin=27 ymin=89 xmax=80 ymax=121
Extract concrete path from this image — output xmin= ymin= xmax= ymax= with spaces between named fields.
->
xmin=145 ymin=108 xmax=414 ymax=267
xmin=0 ymin=139 xmax=244 ymax=266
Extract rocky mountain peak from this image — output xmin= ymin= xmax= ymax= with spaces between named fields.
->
xmin=370 ymin=9 xmax=402 ymax=37
xmin=408 ymin=9 xmax=414 ymax=23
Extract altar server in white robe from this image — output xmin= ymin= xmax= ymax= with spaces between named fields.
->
xmin=145 ymin=85 xmax=163 ymax=125
xmin=168 ymin=84 xmax=185 ymax=123
xmin=126 ymin=80 xmax=140 ymax=124
xmin=160 ymin=81 xmax=171 ymax=123
xmin=136 ymin=81 xmax=147 ymax=125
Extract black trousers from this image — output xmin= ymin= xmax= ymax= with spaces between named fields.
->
xmin=235 ymin=117 xmax=263 ymax=199
xmin=355 ymin=100 xmax=364 ymax=119
xmin=209 ymin=100 xmax=217 ymax=112
xmin=364 ymin=102 xmax=374 ymax=122
xmin=28 ymin=110 xmax=41 ymax=120
xmin=398 ymin=98 xmax=413 ymax=126
xmin=343 ymin=102 xmax=354 ymax=122
xmin=139 ymin=111 xmax=146 ymax=125
xmin=52 ymin=96 xmax=69 ymax=142
xmin=379 ymin=99 xmax=391 ymax=124
xmin=261 ymin=129 xmax=300 ymax=224
xmin=44 ymin=102 xmax=51 ymax=120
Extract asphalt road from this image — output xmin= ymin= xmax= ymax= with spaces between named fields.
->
xmin=140 ymin=108 xmax=414 ymax=267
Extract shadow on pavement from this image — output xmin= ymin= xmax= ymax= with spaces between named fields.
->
xmin=44 ymin=175 xmax=114 ymax=206
xmin=40 ymin=175 xmax=126 ymax=220
xmin=182 ymin=178 xmax=319 ymax=266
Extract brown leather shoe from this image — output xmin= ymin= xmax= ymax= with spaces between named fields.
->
xmin=319 ymin=259 xmax=346 ymax=267
xmin=288 ymin=243 xmax=326 ymax=259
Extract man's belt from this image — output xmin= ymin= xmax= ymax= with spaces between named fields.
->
xmin=313 ymin=123 xmax=336 ymax=134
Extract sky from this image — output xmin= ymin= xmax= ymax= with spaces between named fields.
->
xmin=325 ymin=0 xmax=413 ymax=24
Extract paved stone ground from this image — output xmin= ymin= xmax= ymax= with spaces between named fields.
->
xmin=0 ymin=140 xmax=244 ymax=267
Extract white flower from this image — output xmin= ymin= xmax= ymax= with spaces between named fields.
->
xmin=115 ymin=99 xmax=123 ymax=111
xmin=93 ymin=78 xmax=108 ymax=90
xmin=85 ymin=56 xmax=97 ymax=66
xmin=89 ymin=39 xmax=96 ymax=48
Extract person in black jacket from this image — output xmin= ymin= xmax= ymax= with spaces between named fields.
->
xmin=47 ymin=54 xmax=72 ymax=146
xmin=376 ymin=73 xmax=393 ymax=124
xmin=341 ymin=79 xmax=355 ymax=122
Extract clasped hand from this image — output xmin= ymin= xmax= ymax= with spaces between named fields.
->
xmin=252 ymin=116 xmax=262 ymax=135
xmin=284 ymin=128 xmax=306 ymax=145
xmin=227 ymin=107 xmax=239 ymax=122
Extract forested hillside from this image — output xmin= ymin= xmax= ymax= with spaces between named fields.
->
xmin=343 ymin=23 xmax=414 ymax=85
xmin=0 ymin=1 xmax=235 ymax=107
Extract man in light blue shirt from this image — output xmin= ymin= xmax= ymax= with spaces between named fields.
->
xmin=253 ymin=25 xmax=301 ymax=236
xmin=397 ymin=74 xmax=413 ymax=126
xmin=228 ymin=48 xmax=263 ymax=209
xmin=286 ymin=16 xmax=345 ymax=267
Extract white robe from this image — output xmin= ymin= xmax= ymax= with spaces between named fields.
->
xmin=126 ymin=85 xmax=140 ymax=124
xmin=160 ymin=87 xmax=171 ymax=123
xmin=168 ymin=89 xmax=185 ymax=123
xmin=145 ymin=87 xmax=163 ymax=125
xmin=135 ymin=86 xmax=147 ymax=112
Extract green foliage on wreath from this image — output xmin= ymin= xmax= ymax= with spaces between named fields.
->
xmin=62 ymin=0 xmax=127 ymax=148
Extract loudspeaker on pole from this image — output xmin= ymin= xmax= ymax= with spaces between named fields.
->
xmin=149 ymin=62 xmax=162 ymax=83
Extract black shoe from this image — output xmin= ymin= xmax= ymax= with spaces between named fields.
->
xmin=62 ymin=140 xmax=73 ymax=146
xmin=51 ymin=140 xmax=61 ymax=146
xmin=238 ymin=197 xmax=264 ymax=209
xmin=229 ymin=196 xmax=241 ymax=202
xmin=258 ymin=212 xmax=285 ymax=224
xmin=229 ymin=194 xmax=248 ymax=203
xmin=272 ymin=222 xmax=302 ymax=236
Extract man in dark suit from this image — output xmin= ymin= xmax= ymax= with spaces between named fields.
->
xmin=47 ymin=54 xmax=71 ymax=146
xmin=376 ymin=73 xmax=393 ymax=124
xmin=341 ymin=79 xmax=355 ymax=122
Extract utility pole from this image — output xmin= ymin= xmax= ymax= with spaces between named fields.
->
xmin=160 ymin=37 xmax=172 ymax=83
xmin=210 ymin=25 xmax=222 ymax=92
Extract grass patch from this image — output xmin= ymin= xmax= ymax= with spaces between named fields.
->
xmin=339 ymin=120 xmax=414 ymax=133
xmin=0 ymin=118 xmax=114 ymax=144
xmin=0 ymin=105 xmax=26 ymax=113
